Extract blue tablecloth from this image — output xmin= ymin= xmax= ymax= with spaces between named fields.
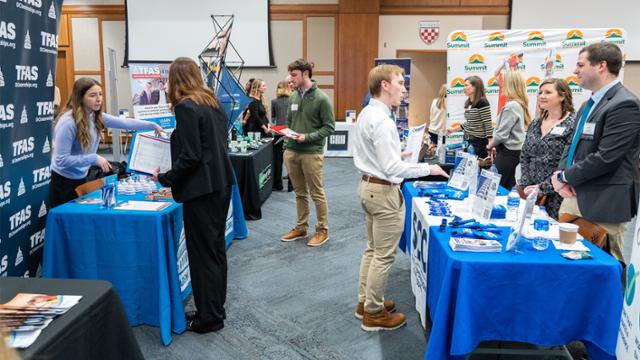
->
xmin=401 ymin=182 xmax=624 ymax=359
xmin=400 ymin=182 xmax=508 ymax=253
xmin=43 ymin=185 xmax=247 ymax=345
xmin=425 ymin=224 xmax=623 ymax=360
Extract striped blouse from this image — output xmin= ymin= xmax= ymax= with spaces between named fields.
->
xmin=461 ymin=98 xmax=493 ymax=139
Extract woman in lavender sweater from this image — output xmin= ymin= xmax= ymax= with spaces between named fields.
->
xmin=50 ymin=77 xmax=162 ymax=207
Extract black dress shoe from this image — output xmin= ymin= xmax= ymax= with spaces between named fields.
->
xmin=185 ymin=311 xmax=197 ymax=321
xmin=187 ymin=318 xmax=224 ymax=334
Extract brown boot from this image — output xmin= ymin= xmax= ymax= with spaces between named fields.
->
xmin=307 ymin=231 xmax=329 ymax=247
xmin=355 ymin=300 xmax=396 ymax=320
xmin=361 ymin=309 xmax=406 ymax=332
xmin=280 ymin=228 xmax=307 ymax=242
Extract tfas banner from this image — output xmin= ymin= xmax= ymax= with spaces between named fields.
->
xmin=0 ymin=0 xmax=63 ymax=277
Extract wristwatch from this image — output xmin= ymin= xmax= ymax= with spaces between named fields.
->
xmin=556 ymin=171 xmax=567 ymax=184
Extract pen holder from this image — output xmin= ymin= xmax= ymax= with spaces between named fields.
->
xmin=101 ymin=183 xmax=116 ymax=209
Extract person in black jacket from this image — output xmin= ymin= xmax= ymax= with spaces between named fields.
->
xmin=152 ymin=57 xmax=234 ymax=333
xmin=245 ymin=79 xmax=271 ymax=137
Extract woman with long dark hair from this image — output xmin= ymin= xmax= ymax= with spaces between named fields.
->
xmin=448 ymin=76 xmax=493 ymax=160
xmin=152 ymin=57 xmax=234 ymax=333
xmin=50 ymin=77 xmax=161 ymax=208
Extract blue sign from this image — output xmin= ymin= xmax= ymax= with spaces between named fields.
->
xmin=216 ymin=64 xmax=251 ymax=130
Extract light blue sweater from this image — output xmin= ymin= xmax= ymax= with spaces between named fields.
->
xmin=52 ymin=111 xmax=157 ymax=179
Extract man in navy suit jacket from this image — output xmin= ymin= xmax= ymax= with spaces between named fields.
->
xmin=552 ymin=42 xmax=640 ymax=263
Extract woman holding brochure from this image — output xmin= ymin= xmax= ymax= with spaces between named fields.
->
xmin=50 ymin=77 xmax=162 ymax=208
xmin=152 ymin=57 xmax=234 ymax=334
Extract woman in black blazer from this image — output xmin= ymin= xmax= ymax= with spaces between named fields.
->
xmin=153 ymin=57 xmax=234 ymax=333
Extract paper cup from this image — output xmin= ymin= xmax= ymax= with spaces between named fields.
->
xmin=559 ymin=223 xmax=579 ymax=244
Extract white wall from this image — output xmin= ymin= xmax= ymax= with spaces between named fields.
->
xmin=102 ymin=21 xmax=132 ymax=114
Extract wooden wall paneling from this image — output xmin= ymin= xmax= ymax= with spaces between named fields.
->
xmin=270 ymin=4 xmax=338 ymax=15
xmin=58 ymin=14 xmax=70 ymax=47
xmin=61 ymin=5 xmax=125 ymax=17
xmin=380 ymin=6 xmax=509 ymax=15
xmin=460 ymin=0 xmax=509 ymax=6
xmin=339 ymin=0 xmax=380 ymax=14
xmin=336 ymin=13 xmax=379 ymax=117
xmin=380 ymin=0 xmax=460 ymax=6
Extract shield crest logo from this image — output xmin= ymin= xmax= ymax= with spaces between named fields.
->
xmin=419 ymin=21 xmax=440 ymax=45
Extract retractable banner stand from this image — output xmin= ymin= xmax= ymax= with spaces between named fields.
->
xmin=445 ymin=28 xmax=627 ymax=142
xmin=618 ymin=201 xmax=640 ymax=357
xmin=128 ymin=63 xmax=176 ymax=129
xmin=0 ymin=0 xmax=63 ymax=277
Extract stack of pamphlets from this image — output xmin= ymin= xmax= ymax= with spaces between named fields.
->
xmin=449 ymin=237 xmax=502 ymax=252
xmin=0 ymin=293 xmax=82 ymax=348
xmin=145 ymin=187 xmax=173 ymax=201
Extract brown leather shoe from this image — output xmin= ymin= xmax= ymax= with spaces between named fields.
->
xmin=355 ymin=300 xmax=396 ymax=320
xmin=361 ymin=309 xmax=406 ymax=332
xmin=307 ymin=231 xmax=329 ymax=247
xmin=280 ymin=228 xmax=307 ymax=242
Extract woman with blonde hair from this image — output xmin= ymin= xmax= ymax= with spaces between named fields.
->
xmin=244 ymin=79 xmax=271 ymax=136
xmin=50 ymin=77 xmax=162 ymax=208
xmin=487 ymin=71 xmax=531 ymax=189
xmin=271 ymin=80 xmax=292 ymax=191
xmin=428 ymin=84 xmax=447 ymax=144
xmin=153 ymin=57 xmax=234 ymax=333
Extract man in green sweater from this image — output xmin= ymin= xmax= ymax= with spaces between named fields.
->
xmin=281 ymin=58 xmax=335 ymax=247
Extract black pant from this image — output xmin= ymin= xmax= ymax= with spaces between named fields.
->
xmin=467 ymin=136 xmax=488 ymax=159
xmin=50 ymin=171 xmax=87 ymax=208
xmin=495 ymin=145 xmax=521 ymax=190
xmin=182 ymin=189 xmax=231 ymax=326
xmin=273 ymin=136 xmax=284 ymax=190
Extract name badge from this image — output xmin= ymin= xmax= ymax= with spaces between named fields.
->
xmin=550 ymin=126 xmax=565 ymax=135
xmin=582 ymin=123 xmax=596 ymax=136
xmin=291 ymin=104 xmax=299 ymax=111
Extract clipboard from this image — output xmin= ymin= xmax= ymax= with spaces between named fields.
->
xmin=126 ymin=131 xmax=172 ymax=175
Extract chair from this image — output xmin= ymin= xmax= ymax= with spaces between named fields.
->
xmin=75 ymin=178 xmax=105 ymax=197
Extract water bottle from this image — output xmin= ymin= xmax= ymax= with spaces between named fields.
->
xmin=437 ymin=134 xmax=446 ymax=164
xmin=490 ymin=164 xmax=498 ymax=173
xmin=506 ymin=189 xmax=520 ymax=222
xmin=231 ymin=126 xmax=237 ymax=141
xmin=532 ymin=217 xmax=550 ymax=250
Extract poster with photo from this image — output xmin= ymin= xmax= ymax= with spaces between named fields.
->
xmin=128 ymin=63 xmax=175 ymax=129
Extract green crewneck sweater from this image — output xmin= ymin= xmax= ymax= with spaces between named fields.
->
xmin=285 ymin=81 xmax=335 ymax=154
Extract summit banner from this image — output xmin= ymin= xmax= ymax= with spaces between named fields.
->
xmin=445 ymin=28 xmax=627 ymax=138
xmin=0 ymin=0 xmax=63 ymax=277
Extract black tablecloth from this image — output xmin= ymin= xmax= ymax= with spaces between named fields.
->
xmin=229 ymin=139 xmax=274 ymax=220
xmin=1 ymin=277 xmax=143 ymax=360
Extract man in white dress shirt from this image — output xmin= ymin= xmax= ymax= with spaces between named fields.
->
xmin=353 ymin=64 xmax=448 ymax=331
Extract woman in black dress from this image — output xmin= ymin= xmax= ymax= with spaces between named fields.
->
xmin=245 ymin=79 xmax=271 ymax=137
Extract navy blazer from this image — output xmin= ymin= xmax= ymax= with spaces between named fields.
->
xmin=158 ymin=99 xmax=234 ymax=203
xmin=559 ymin=82 xmax=640 ymax=223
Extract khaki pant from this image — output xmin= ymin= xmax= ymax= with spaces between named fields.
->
xmin=357 ymin=180 xmax=405 ymax=313
xmin=560 ymin=197 xmax=627 ymax=263
xmin=283 ymin=150 xmax=329 ymax=232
